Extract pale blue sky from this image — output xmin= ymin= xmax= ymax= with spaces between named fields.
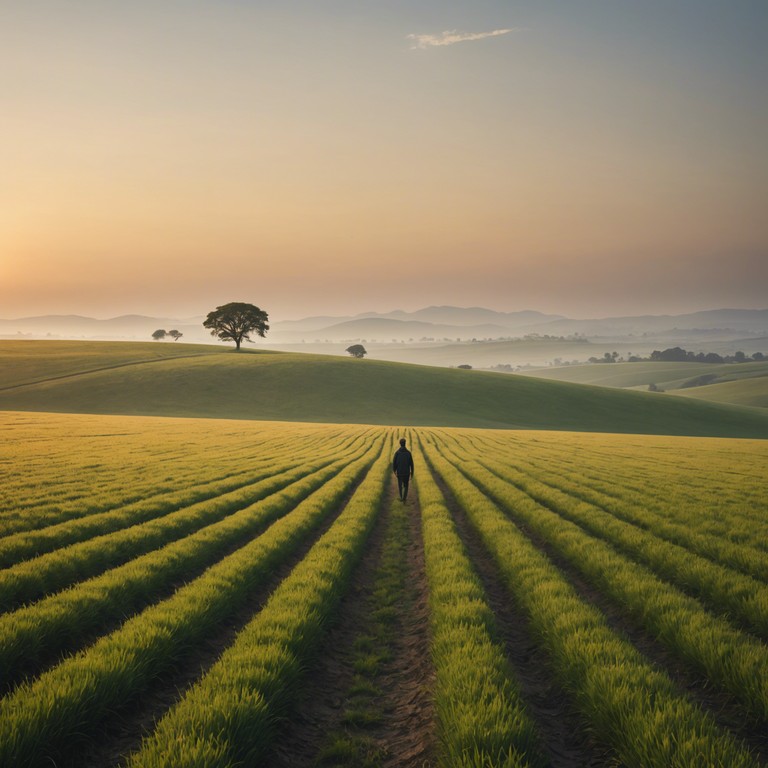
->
xmin=2 ymin=1 xmax=766 ymax=319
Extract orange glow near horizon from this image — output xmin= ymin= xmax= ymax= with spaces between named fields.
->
xmin=2 ymin=3 xmax=766 ymax=320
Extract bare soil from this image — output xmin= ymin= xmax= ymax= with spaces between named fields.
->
xmin=271 ymin=476 xmax=436 ymax=768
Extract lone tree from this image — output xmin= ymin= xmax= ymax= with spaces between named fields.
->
xmin=346 ymin=344 xmax=367 ymax=358
xmin=152 ymin=329 xmax=167 ymax=341
xmin=203 ymin=302 xmax=269 ymax=351
xmin=168 ymin=329 xmax=183 ymax=342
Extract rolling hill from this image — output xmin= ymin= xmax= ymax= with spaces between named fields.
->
xmin=0 ymin=340 xmax=766 ymax=438
xmin=670 ymin=377 xmax=768 ymax=408
xmin=518 ymin=360 xmax=768 ymax=409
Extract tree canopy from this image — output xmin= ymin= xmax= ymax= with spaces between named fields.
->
xmin=203 ymin=302 xmax=269 ymax=350
xmin=346 ymin=344 xmax=367 ymax=358
xmin=151 ymin=329 xmax=166 ymax=341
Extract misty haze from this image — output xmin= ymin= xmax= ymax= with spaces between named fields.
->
xmin=2 ymin=3 xmax=767 ymax=766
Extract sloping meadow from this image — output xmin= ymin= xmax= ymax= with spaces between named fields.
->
xmin=2 ymin=340 xmax=768 ymax=437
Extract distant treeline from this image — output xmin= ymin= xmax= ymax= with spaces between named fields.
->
xmin=648 ymin=347 xmax=766 ymax=363
xmin=490 ymin=346 xmax=766 ymax=373
xmin=628 ymin=347 xmax=764 ymax=364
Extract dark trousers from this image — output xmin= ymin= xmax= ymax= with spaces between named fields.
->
xmin=397 ymin=474 xmax=410 ymax=499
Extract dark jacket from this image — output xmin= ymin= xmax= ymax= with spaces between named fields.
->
xmin=393 ymin=446 xmax=414 ymax=478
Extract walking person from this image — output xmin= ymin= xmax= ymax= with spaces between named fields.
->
xmin=393 ymin=437 xmax=414 ymax=502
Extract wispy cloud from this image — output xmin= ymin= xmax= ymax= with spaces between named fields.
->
xmin=407 ymin=28 xmax=516 ymax=50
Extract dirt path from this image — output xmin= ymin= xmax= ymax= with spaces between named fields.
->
xmin=271 ymin=475 xmax=436 ymax=768
xmin=378 ymin=479 xmax=435 ymax=768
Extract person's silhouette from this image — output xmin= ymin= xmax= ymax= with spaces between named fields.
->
xmin=392 ymin=438 xmax=414 ymax=502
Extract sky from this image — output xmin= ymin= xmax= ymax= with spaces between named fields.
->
xmin=2 ymin=0 xmax=767 ymax=322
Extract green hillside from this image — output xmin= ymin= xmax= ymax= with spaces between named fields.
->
xmin=519 ymin=361 xmax=715 ymax=388
xmin=519 ymin=360 xmax=768 ymax=408
xmin=0 ymin=340 xmax=218 ymax=388
xmin=0 ymin=340 xmax=766 ymax=437
xmin=671 ymin=377 xmax=768 ymax=408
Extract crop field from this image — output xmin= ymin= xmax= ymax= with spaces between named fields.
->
xmin=1 ymin=410 xmax=767 ymax=767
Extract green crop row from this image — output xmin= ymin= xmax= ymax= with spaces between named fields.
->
xmin=0 ymin=415 xmax=352 ymax=534
xmin=475 ymin=431 xmax=768 ymax=550
xmin=0 ymin=463 xmax=310 ymax=611
xmin=422 ymin=436 xmax=759 ymax=768
xmin=0 ymin=440 xmax=373 ymax=686
xmin=438 ymin=440 xmax=768 ymax=724
xmin=0 ymin=443 xmax=261 ymax=535
xmin=450 ymin=437 xmax=768 ymax=640
xmin=0 ymin=463 xmax=276 ymax=566
xmin=472 ymin=429 xmax=766 ymax=513
xmin=414 ymin=437 xmax=545 ymax=768
xmin=0 ymin=426 xmax=352 ymax=567
xmin=476 ymin=434 xmax=768 ymax=582
xmin=0 ymin=439 xmax=363 ymax=613
xmin=534 ymin=464 xmax=768 ymax=582
xmin=0 ymin=436 xmax=385 ymax=766
xmin=125 ymin=438 xmax=392 ymax=768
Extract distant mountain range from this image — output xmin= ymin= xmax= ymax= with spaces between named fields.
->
xmin=2 ymin=306 xmax=767 ymax=344
xmin=275 ymin=308 xmax=564 ymax=342
xmin=275 ymin=306 xmax=564 ymax=331
xmin=269 ymin=306 xmax=768 ymax=342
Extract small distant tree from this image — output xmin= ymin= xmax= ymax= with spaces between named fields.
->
xmin=457 ymin=364 xmax=472 ymax=370
xmin=152 ymin=329 xmax=167 ymax=341
xmin=168 ymin=329 xmax=183 ymax=342
xmin=346 ymin=344 xmax=367 ymax=358
xmin=203 ymin=302 xmax=269 ymax=351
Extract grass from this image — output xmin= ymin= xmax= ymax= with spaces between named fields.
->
xmin=520 ymin=360 xmax=768 ymax=408
xmin=436 ymin=435 xmax=768 ymax=721
xmin=416 ymin=436 xmax=546 ymax=767
xmin=125 ymin=439 xmax=391 ymax=768
xmin=1 ymin=340 xmax=767 ymax=437
xmin=671 ymin=376 xmax=768 ymax=408
xmin=316 ymin=735 xmax=383 ymax=767
xmin=0 ymin=339 xmax=223 ymax=389
xmin=0 ymin=435 xmax=385 ymax=765
xmin=1 ymin=412 xmax=765 ymax=766
xmin=425 ymin=440 xmax=761 ymax=768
